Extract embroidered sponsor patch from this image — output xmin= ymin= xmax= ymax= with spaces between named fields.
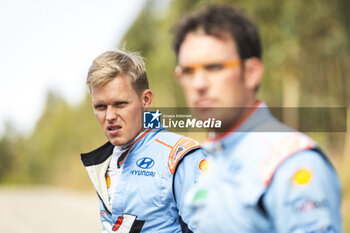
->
xmin=112 ymin=214 xmax=145 ymax=232
xmin=285 ymin=196 xmax=329 ymax=213
xmin=289 ymin=222 xmax=336 ymax=233
xmin=168 ymin=137 xmax=200 ymax=174
xmin=100 ymin=210 xmax=107 ymax=217
xmin=199 ymin=159 xmax=209 ymax=173
xmin=193 ymin=188 xmax=208 ymax=203
xmin=261 ymin=133 xmax=316 ymax=186
xmin=136 ymin=157 xmax=155 ymax=169
xmin=130 ymin=170 xmax=156 ymax=177
xmin=293 ymin=168 xmax=313 ymax=186
xmin=106 ymin=175 xmax=111 ymax=189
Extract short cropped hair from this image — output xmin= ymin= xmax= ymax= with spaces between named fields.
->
xmin=86 ymin=50 xmax=149 ymax=95
xmin=171 ymin=4 xmax=262 ymax=60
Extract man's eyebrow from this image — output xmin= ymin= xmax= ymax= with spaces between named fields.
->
xmin=114 ymin=100 xmax=128 ymax=103
xmin=93 ymin=103 xmax=105 ymax=107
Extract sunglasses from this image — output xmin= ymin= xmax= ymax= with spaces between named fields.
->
xmin=175 ymin=59 xmax=242 ymax=78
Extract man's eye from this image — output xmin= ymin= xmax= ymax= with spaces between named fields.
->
xmin=204 ymin=64 xmax=224 ymax=71
xmin=115 ymin=102 xmax=127 ymax=107
xmin=94 ymin=105 xmax=106 ymax=110
xmin=182 ymin=67 xmax=194 ymax=75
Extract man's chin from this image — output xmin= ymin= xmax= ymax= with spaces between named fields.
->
xmin=109 ymin=135 xmax=137 ymax=147
xmin=108 ymin=136 xmax=126 ymax=147
xmin=192 ymin=108 xmax=227 ymax=122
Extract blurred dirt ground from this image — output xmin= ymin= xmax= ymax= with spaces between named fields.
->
xmin=1 ymin=185 xmax=348 ymax=232
xmin=0 ymin=186 xmax=101 ymax=233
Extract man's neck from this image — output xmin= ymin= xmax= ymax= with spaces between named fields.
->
xmin=209 ymin=99 xmax=260 ymax=138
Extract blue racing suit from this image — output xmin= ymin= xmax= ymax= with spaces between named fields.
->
xmin=81 ymin=128 xmax=207 ymax=233
xmin=187 ymin=101 xmax=342 ymax=233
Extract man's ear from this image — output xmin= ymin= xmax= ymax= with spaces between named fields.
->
xmin=243 ymin=57 xmax=263 ymax=91
xmin=142 ymin=89 xmax=153 ymax=109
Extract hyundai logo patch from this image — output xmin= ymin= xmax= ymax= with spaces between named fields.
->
xmin=136 ymin=157 xmax=155 ymax=169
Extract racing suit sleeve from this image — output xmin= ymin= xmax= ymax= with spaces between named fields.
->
xmin=263 ymin=150 xmax=342 ymax=233
xmin=173 ymin=148 xmax=208 ymax=233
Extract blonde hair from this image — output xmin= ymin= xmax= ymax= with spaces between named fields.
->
xmin=86 ymin=50 xmax=149 ymax=95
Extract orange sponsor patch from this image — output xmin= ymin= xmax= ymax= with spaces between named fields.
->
xmin=168 ymin=137 xmax=200 ymax=174
xmin=199 ymin=159 xmax=208 ymax=173
xmin=106 ymin=175 xmax=111 ymax=189
xmin=261 ymin=133 xmax=316 ymax=186
xmin=292 ymin=168 xmax=313 ymax=186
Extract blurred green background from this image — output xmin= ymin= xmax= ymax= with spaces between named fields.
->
xmin=0 ymin=0 xmax=349 ymax=230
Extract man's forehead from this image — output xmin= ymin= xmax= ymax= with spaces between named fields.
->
xmin=178 ymin=32 xmax=239 ymax=64
xmin=91 ymin=76 xmax=134 ymax=96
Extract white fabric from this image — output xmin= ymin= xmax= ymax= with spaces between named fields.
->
xmin=85 ymin=156 xmax=112 ymax=213
xmin=106 ymin=145 xmax=129 ymax=203
xmin=106 ymin=131 xmax=146 ymax=203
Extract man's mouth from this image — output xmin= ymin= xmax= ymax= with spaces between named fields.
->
xmin=107 ymin=125 xmax=122 ymax=135
xmin=195 ymin=98 xmax=214 ymax=108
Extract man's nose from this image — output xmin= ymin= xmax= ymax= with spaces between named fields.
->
xmin=192 ymin=69 xmax=209 ymax=92
xmin=106 ymin=106 xmax=117 ymax=121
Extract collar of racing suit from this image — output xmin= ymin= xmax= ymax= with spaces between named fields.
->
xmin=80 ymin=128 xmax=165 ymax=213
xmin=204 ymin=100 xmax=271 ymax=152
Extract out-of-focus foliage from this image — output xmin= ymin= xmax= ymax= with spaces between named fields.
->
xmin=0 ymin=0 xmax=349 ymax=227
xmin=0 ymin=125 xmax=16 ymax=182
xmin=0 ymin=91 xmax=106 ymax=189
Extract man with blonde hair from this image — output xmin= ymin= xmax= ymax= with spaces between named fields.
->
xmin=81 ymin=50 xmax=207 ymax=233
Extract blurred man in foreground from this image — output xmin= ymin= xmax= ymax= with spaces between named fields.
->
xmin=81 ymin=50 xmax=206 ymax=232
xmin=171 ymin=4 xmax=342 ymax=233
